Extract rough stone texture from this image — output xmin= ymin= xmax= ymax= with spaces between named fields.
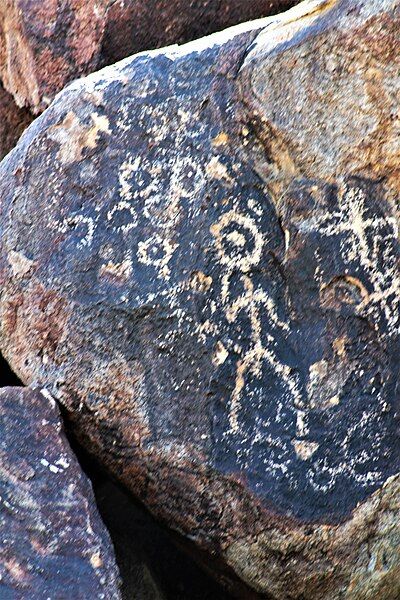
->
xmin=0 ymin=0 xmax=300 ymax=113
xmin=0 ymin=387 xmax=121 ymax=598
xmin=0 ymin=1 xmax=399 ymax=598
xmin=0 ymin=84 xmax=33 ymax=161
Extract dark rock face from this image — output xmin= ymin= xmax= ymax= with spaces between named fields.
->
xmin=0 ymin=0 xmax=299 ymax=113
xmin=0 ymin=84 xmax=32 ymax=160
xmin=0 ymin=387 xmax=120 ymax=598
xmin=0 ymin=1 xmax=399 ymax=598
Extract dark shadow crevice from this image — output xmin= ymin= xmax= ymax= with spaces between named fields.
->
xmin=64 ymin=428 xmax=236 ymax=600
xmin=0 ymin=353 xmax=23 ymax=387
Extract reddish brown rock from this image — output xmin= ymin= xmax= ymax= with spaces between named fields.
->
xmin=0 ymin=0 xmax=299 ymax=113
xmin=0 ymin=84 xmax=32 ymax=160
xmin=101 ymin=0 xmax=300 ymax=66
xmin=0 ymin=0 xmax=108 ymax=113
xmin=0 ymin=1 xmax=399 ymax=599
xmin=0 ymin=387 xmax=120 ymax=599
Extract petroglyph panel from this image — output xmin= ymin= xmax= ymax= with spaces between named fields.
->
xmin=211 ymin=176 xmax=400 ymax=519
xmin=0 ymin=0 xmax=399 ymax=534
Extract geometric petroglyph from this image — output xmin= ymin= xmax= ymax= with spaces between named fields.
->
xmin=302 ymin=182 xmax=399 ymax=336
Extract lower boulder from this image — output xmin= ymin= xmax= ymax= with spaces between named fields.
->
xmin=0 ymin=387 xmax=120 ymax=599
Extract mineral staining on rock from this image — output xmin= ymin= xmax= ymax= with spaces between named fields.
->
xmin=0 ymin=387 xmax=120 ymax=599
xmin=0 ymin=1 xmax=399 ymax=598
xmin=0 ymin=0 xmax=107 ymax=112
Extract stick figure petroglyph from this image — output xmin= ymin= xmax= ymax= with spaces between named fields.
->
xmin=211 ymin=208 xmax=303 ymax=434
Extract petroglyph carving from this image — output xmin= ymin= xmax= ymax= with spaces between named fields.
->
xmin=211 ymin=210 xmax=264 ymax=273
xmin=211 ymin=209 xmax=302 ymax=433
xmin=107 ymin=200 xmax=138 ymax=233
xmin=56 ymin=213 xmax=96 ymax=249
xmin=304 ymin=183 xmax=399 ymax=335
xmin=137 ymin=235 xmax=179 ymax=281
xmin=208 ymin=180 xmax=398 ymax=501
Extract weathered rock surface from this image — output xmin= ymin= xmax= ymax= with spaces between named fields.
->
xmin=0 ymin=387 xmax=120 ymax=598
xmin=0 ymin=0 xmax=300 ymax=113
xmin=0 ymin=84 xmax=32 ymax=161
xmin=0 ymin=1 xmax=399 ymax=598
xmin=92 ymin=478 xmax=236 ymax=600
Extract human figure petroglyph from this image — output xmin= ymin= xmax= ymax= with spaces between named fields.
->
xmin=210 ymin=208 xmax=303 ymax=434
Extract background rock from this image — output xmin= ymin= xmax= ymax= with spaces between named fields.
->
xmin=0 ymin=387 xmax=120 ymax=599
xmin=101 ymin=0 xmax=300 ymax=66
xmin=0 ymin=1 xmax=399 ymax=599
xmin=0 ymin=1 xmax=300 ymax=157
xmin=0 ymin=0 xmax=107 ymax=113
xmin=0 ymin=0 xmax=300 ymax=113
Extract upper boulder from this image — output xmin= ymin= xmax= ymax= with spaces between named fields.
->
xmin=101 ymin=0 xmax=300 ymax=66
xmin=0 ymin=1 xmax=399 ymax=598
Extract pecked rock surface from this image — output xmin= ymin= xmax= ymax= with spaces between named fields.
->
xmin=0 ymin=0 xmax=300 ymax=113
xmin=0 ymin=387 xmax=120 ymax=598
xmin=0 ymin=0 xmax=399 ymax=598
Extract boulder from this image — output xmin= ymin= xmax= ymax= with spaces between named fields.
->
xmin=0 ymin=84 xmax=32 ymax=160
xmin=0 ymin=0 xmax=300 ymax=113
xmin=0 ymin=1 xmax=399 ymax=598
xmin=0 ymin=387 xmax=120 ymax=598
